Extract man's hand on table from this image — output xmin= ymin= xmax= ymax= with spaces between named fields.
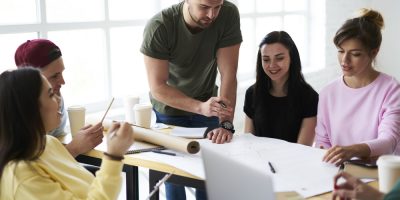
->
xmin=206 ymin=127 xmax=233 ymax=144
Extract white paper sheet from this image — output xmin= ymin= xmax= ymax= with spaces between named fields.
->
xmin=131 ymin=151 xmax=205 ymax=178
xmin=199 ymin=133 xmax=339 ymax=198
xmin=125 ymin=133 xmax=339 ymax=198
xmin=170 ymin=127 xmax=207 ymax=139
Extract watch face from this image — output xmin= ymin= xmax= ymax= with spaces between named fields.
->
xmin=222 ymin=121 xmax=233 ymax=129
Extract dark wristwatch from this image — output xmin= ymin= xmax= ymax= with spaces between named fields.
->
xmin=220 ymin=121 xmax=235 ymax=134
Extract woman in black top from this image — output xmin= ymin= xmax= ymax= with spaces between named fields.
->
xmin=243 ymin=31 xmax=318 ymax=145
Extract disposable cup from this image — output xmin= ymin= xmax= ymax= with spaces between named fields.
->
xmin=377 ymin=155 xmax=400 ymax=193
xmin=123 ymin=96 xmax=140 ymax=124
xmin=134 ymin=104 xmax=152 ymax=129
xmin=67 ymin=105 xmax=86 ymax=137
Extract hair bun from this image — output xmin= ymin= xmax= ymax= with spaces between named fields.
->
xmin=357 ymin=8 xmax=384 ymax=30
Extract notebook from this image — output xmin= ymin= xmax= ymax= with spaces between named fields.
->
xmin=201 ymin=147 xmax=275 ymax=200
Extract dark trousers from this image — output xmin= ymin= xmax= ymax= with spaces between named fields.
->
xmin=154 ymin=110 xmax=218 ymax=200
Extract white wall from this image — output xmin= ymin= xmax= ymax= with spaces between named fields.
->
xmin=235 ymin=0 xmax=400 ymax=132
xmin=372 ymin=0 xmax=400 ymax=80
xmin=307 ymin=0 xmax=400 ymax=92
xmin=306 ymin=0 xmax=373 ymax=92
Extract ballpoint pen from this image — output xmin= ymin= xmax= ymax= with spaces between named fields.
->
xmin=218 ymin=101 xmax=227 ymax=108
xmin=151 ymin=150 xmax=176 ymax=156
xmin=338 ymin=163 xmax=345 ymax=172
xmin=268 ymin=161 xmax=276 ymax=173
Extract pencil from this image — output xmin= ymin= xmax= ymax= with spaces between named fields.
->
xmin=100 ymin=97 xmax=114 ymax=123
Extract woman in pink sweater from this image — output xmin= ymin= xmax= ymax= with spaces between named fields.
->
xmin=315 ymin=8 xmax=400 ymax=166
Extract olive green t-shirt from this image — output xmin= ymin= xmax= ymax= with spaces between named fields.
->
xmin=140 ymin=1 xmax=242 ymax=116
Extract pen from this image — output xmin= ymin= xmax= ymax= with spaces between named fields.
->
xmin=218 ymin=101 xmax=227 ymax=108
xmin=151 ymin=150 xmax=176 ymax=156
xmin=338 ymin=163 xmax=345 ymax=172
xmin=268 ymin=161 xmax=276 ymax=173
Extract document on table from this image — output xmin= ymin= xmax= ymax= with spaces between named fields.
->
xmin=126 ymin=133 xmax=339 ymax=198
xmin=170 ymin=127 xmax=207 ymax=139
xmin=131 ymin=150 xmax=205 ymax=179
xmin=199 ymin=133 xmax=339 ymax=198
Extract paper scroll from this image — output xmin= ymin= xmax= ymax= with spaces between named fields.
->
xmin=133 ymin=126 xmax=200 ymax=154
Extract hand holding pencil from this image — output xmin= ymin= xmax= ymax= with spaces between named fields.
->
xmin=66 ymin=97 xmax=115 ymax=157
xmin=199 ymin=96 xmax=233 ymax=119
xmin=107 ymin=122 xmax=135 ymax=157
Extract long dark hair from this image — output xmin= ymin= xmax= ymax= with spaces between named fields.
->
xmin=0 ymin=67 xmax=46 ymax=179
xmin=255 ymin=31 xmax=311 ymax=101
xmin=253 ymin=31 xmax=313 ymax=134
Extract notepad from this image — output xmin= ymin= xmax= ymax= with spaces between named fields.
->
xmin=170 ymin=127 xmax=207 ymax=139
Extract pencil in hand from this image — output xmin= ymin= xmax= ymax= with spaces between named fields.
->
xmin=100 ymin=97 xmax=115 ymax=124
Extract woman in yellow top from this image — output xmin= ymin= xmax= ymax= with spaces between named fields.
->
xmin=0 ymin=67 xmax=135 ymax=199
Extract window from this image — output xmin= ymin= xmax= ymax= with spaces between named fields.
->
xmin=0 ymin=0 xmax=180 ymax=112
xmin=237 ymin=0 xmax=325 ymax=82
xmin=0 ymin=0 xmax=325 ymax=113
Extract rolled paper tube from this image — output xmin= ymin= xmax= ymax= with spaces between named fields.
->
xmin=133 ymin=126 xmax=200 ymax=154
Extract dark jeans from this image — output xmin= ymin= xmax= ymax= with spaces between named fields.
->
xmin=155 ymin=110 xmax=218 ymax=200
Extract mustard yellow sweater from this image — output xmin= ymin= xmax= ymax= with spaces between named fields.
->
xmin=0 ymin=135 xmax=123 ymax=199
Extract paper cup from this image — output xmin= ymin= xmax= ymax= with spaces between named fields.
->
xmin=377 ymin=155 xmax=400 ymax=193
xmin=67 ymin=105 xmax=85 ymax=137
xmin=123 ymin=96 xmax=140 ymax=124
xmin=134 ymin=103 xmax=152 ymax=128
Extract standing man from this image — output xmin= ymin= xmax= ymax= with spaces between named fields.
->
xmin=15 ymin=39 xmax=104 ymax=158
xmin=141 ymin=0 xmax=242 ymax=199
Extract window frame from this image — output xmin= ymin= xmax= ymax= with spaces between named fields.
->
xmin=0 ymin=0 xmax=324 ymax=114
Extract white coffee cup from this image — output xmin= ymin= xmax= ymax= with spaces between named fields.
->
xmin=123 ymin=96 xmax=140 ymax=124
xmin=67 ymin=105 xmax=86 ymax=137
xmin=134 ymin=103 xmax=152 ymax=128
xmin=377 ymin=155 xmax=400 ymax=193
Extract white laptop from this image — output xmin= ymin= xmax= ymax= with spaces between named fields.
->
xmin=202 ymin=147 xmax=275 ymax=200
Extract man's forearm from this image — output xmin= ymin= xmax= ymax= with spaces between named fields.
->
xmin=215 ymin=43 xmax=240 ymax=123
xmin=219 ymin=77 xmax=237 ymax=122
xmin=151 ymin=84 xmax=203 ymax=115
